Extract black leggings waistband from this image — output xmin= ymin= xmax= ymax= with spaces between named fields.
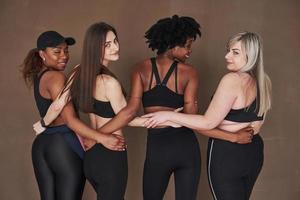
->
xmin=41 ymin=124 xmax=84 ymax=159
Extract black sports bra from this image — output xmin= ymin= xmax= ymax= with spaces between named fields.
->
xmin=142 ymin=58 xmax=184 ymax=108
xmin=34 ymin=69 xmax=52 ymax=117
xmin=224 ymin=98 xmax=264 ymax=122
xmin=93 ymin=99 xmax=115 ymax=118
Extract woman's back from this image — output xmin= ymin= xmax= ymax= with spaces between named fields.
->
xmin=90 ymin=74 xmax=124 ymax=136
xmin=35 ymin=70 xmax=66 ymax=126
xmin=219 ymin=72 xmax=263 ymax=133
xmin=139 ymin=57 xmax=198 ymax=114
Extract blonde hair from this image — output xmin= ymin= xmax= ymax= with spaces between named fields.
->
xmin=227 ymin=32 xmax=272 ymax=116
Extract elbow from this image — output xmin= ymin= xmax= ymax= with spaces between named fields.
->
xmin=195 ymin=120 xmax=217 ymax=131
xmin=205 ymin=122 xmax=217 ymax=130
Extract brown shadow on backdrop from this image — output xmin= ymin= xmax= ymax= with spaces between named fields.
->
xmin=0 ymin=0 xmax=299 ymax=199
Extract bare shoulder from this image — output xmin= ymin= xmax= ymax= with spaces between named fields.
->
xmin=133 ymin=58 xmax=151 ymax=73
xmin=219 ymin=72 xmax=241 ymax=88
xmin=96 ymin=74 xmax=120 ymax=89
xmin=43 ymin=70 xmax=66 ymax=84
xmin=221 ymin=72 xmax=241 ymax=81
xmin=177 ymin=62 xmax=199 ymax=77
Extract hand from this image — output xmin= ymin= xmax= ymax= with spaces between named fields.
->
xmin=233 ymin=127 xmax=254 ymax=144
xmin=142 ymin=111 xmax=171 ymax=128
xmin=96 ymin=134 xmax=126 ymax=151
xmin=33 ymin=121 xmax=45 ymax=135
xmin=83 ymin=138 xmax=96 ymax=151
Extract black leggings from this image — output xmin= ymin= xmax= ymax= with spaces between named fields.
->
xmin=32 ymin=130 xmax=85 ymax=200
xmin=84 ymin=143 xmax=128 ymax=200
xmin=143 ymin=127 xmax=201 ymax=200
xmin=207 ymin=134 xmax=264 ymax=200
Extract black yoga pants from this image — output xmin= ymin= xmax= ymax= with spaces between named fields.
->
xmin=207 ymin=134 xmax=264 ymax=200
xmin=84 ymin=143 xmax=128 ymax=200
xmin=143 ymin=127 xmax=201 ymax=200
xmin=32 ymin=131 xmax=85 ymax=200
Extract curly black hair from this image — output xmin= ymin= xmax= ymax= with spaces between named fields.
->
xmin=145 ymin=15 xmax=201 ymax=54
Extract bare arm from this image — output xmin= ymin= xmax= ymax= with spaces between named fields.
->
xmin=183 ymin=66 xmax=199 ymax=114
xmin=198 ymin=128 xmax=253 ymax=144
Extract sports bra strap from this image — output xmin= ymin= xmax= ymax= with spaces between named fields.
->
xmin=148 ymin=70 xmax=154 ymax=90
xmin=151 ymin=57 xmax=161 ymax=85
xmin=175 ymin=63 xmax=178 ymax=93
xmin=38 ymin=68 xmax=50 ymax=79
xmin=161 ymin=61 xmax=178 ymax=86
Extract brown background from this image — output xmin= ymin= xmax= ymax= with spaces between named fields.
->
xmin=0 ymin=0 xmax=299 ymax=199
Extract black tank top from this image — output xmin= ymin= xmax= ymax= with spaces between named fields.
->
xmin=93 ymin=99 xmax=116 ymax=118
xmin=33 ymin=69 xmax=52 ymax=117
xmin=224 ymin=98 xmax=263 ymax=122
xmin=142 ymin=58 xmax=184 ymax=108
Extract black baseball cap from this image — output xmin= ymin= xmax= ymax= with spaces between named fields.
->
xmin=37 ymin=31 xmax=75 ymax=50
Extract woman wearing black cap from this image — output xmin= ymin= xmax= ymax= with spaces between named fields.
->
xmin=21 ymin=30 xmax=125 ymax=200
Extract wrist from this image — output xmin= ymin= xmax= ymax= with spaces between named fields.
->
xmin=229 ymin=134 xmax=237 ymax=143
xmin=40 ymin=118 xmax=49 ymax=128
xmin=94 ymin=133 xmax=105 ymax=144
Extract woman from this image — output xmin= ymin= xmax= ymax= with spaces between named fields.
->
xmin=143 ymin=32 xmax=272 ymax=200
xmin=21 ymin=30 xmax=124 ymax=200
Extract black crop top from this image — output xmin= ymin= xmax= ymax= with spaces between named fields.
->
xmin=224 ymin=98 xmax=264 ymax=122
xmin=93 ymin=99 xmax=116 ymax=118
xmin=34 ymin=69 xmax=52 ymax=117
xmin=142 ymin=58 xmax=184 ymax=108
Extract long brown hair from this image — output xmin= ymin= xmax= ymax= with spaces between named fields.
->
xmin=20 ymin=48 xmax=43 ymax=87
xmin=68 ymin=22 xmax=124 ymax=113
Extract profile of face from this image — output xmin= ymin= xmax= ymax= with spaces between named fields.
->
xmin=225 ymin=41 xmax=247 ymax=72
xmin=172 ymin=38 xmax=194 ymax=63
xmin=39 ymin=42 xmax=69 ymax=71
xmin=102 ymin=31 xmax=119 ymax=66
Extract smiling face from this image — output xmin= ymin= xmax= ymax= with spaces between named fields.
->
xmin=39 ymin=42 xmax=69 ymax=71
xmin=102 ymin=31 xmax=120 ymax=66
xmin=172 ymin=38 xmax=194 ymax=63
xmin=225 ymin=41 xmax=247 ymax=72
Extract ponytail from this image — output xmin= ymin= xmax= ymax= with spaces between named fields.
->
xmin=20 ymin=48 xmax=43 ymax=87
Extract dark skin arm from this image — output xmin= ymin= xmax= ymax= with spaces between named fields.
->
xmin=182 ymin=66 xmax=199 ymax=114
xmin=198 ymin=128 xmax=254 ymax=144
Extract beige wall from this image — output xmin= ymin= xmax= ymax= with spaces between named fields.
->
xmin=1 ymin=0 xmax=299 ymax=199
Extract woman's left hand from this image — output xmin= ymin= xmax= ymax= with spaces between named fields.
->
xmin=142 ymin=111 xmax=171 ymax=128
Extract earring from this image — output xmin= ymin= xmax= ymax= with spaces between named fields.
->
xmin=42 ymin=57 xmax=46 ymax=62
